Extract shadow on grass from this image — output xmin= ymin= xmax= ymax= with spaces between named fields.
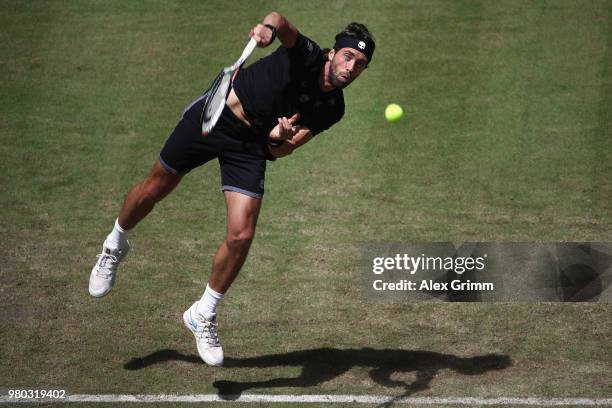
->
xmin=125 ymin=347 xmax=512 ymax=402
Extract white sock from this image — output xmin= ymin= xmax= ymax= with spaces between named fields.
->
xmin=196 ymin=284 xmax=224 ymax=319
xmin=105 ymin=218 xmax=129 ymax=249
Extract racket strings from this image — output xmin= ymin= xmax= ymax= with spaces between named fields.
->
xmin=201 ymin=38 xmax=256 ymax=136
xmin=202 ymin=72 xmax=231 ymax=131
xmin=202 ymin=73 xmax=224 ymax=122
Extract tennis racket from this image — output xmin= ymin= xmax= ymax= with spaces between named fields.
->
xmin=201 ymin=38 xmax=257 ymax=136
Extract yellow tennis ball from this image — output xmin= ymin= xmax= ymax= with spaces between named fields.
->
xmin=385 ymin=103 xmax=404 ymax=122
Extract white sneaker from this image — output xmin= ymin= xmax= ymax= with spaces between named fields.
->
xmin=89 ymin=241 xmax=130 ymax=298
xmin=183 ymin=302 xmax=224 ymax=366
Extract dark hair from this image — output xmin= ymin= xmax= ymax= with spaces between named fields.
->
xmin=332 ymin=22 xmax=375 ymax=63
xmin=334 ymin=22 xmax=375 ymax=50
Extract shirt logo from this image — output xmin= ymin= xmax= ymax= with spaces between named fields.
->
xmin=299 ymin=94 xmax=310 ymax=103
xmin=306 ymin=41 xmax=314 ymax=52
xmin=358 ymin=41 xmax=366 ymax=50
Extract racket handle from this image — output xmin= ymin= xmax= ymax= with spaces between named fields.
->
xmin=238 ymin=38 xmax=257 ymax=66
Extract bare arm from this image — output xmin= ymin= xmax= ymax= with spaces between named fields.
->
xmin=269 ymin=127 xmax=315 ymax=158
xmin=250 ymin=11 xmax=299 ymax=49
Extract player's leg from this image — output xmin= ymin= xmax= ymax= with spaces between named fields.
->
xmin=183 ymin=138 xmax=267 ymax=366
xmin=118 ymin=159 xmax=183 ymax=230
xmin=210 ymin=191 xmax=262 ymax=292
xmin=89 ymin=160 xmax=183 ymax=298
xmin=184 ymin=191 xmax=262 ymax=366
xmin=89 ymin=96 xmax=216 ymax=298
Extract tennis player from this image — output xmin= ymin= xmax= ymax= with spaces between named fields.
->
xmin=89 ymin=12 xmax=375 ymax=366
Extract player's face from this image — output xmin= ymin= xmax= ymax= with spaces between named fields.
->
xmin=328 ymin=47 xmax=369 ymax=89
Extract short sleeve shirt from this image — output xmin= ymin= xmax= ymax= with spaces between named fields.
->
xmin=233 ymin=33 xmax=345 ymax=137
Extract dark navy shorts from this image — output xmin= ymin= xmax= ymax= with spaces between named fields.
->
xmin=159 ymin=94 xmax=271 ymax=199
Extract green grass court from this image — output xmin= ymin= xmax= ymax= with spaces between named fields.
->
xmin=1 ymin=0 xmax=610 ymax=406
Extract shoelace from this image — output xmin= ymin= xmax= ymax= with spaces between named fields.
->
xmin=95 ymin=253 xmax=119 ymax=278
xmin=196 ymin=319 xmax=220 ymax=347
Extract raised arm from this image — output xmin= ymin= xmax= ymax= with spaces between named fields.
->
xmin=250 ymin=11 xmax=299 ymax=49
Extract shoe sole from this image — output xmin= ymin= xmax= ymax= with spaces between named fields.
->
xmin=183 ymin=309 xmax=223 ymax=367
xmin=89 ymin=287 xmax=110 ymax=298
xmin=88 ymin=270 xmax=114 ymax=298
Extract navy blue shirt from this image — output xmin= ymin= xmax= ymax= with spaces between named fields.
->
xmin=233 ymin=33 xmax=345 ymax=138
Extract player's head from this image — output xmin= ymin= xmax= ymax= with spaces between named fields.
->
xmin=327 ymin=22 xmax=375 ymax=89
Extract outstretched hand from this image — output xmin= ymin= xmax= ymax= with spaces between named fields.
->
xmin=269 ymin=113 xmax=301 ymax=142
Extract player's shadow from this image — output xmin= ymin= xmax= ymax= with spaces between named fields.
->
xmin=124 ymin=347 xmax=511 ymax=402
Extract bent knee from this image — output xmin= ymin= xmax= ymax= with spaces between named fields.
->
xmin=226 ymin=229 xmax=255 ymax=249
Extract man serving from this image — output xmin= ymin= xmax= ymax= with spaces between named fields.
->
xmin=89 ymin=11 xmax=375 ymax=366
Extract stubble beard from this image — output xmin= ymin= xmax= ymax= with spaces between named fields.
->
xmin=328 ymin=62 xmax=351 ymax=89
